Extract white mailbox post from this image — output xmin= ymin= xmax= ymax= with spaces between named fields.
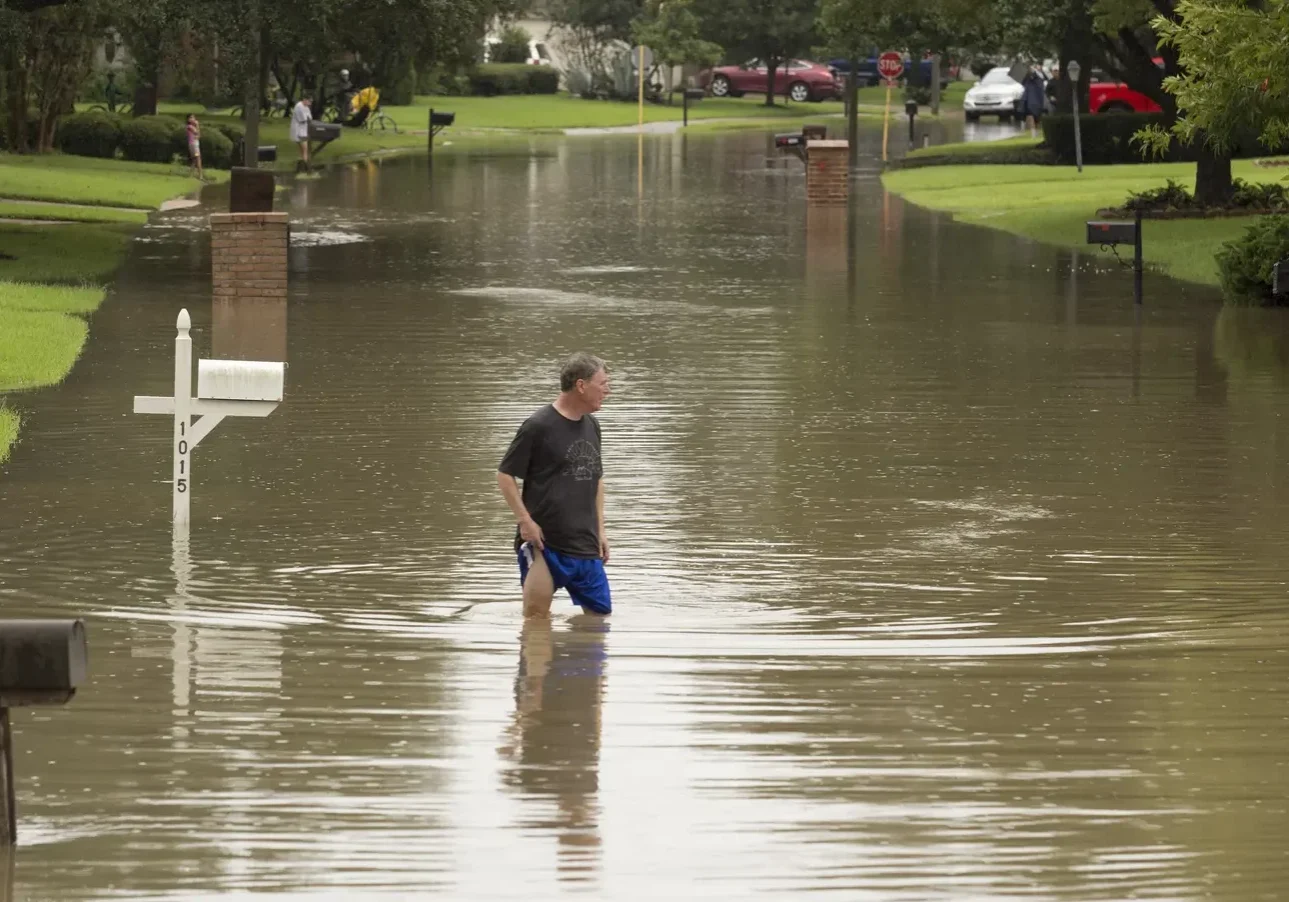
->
xmin=134 ymin=309 xmax=285 ymax=524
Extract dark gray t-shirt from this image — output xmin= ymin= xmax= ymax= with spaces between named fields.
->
xmin=499 ymin=404 xmax=603 ymax=558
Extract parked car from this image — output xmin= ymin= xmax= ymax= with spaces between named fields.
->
xmin=963 ymin=66 xmax=1025 ymax=121
xmin=827 ymin=53 xmax=952 ymax=88
xmin=699 ymin=59 xmax=841 ymax=102
xmin=1087 ymin=58 xmax=1163 ymax=113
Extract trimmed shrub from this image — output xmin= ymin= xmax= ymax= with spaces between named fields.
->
xmin=215 ymin=123 xmax=245 ymax=163
xmin=1216 ymin=215 xmax=1289 ymax=304
xmin=385 ymin=62 xmax=417 ymax=106
xmin=467 ymin=63 xmax=559 ymax=96
xmin=527 ymin=65 xmax=559 ymax=94
xmin=119 ymin=115 xmax=184 ymax=164
xmin=1042 ymin=112 xmax=1167 ymax=165
xmin=199 ymin=128 xmax=234 ymax=169
xmin=54 ymin=111 xmax=122 ymax=159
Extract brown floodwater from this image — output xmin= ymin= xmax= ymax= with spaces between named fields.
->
xmin=1 ymin=123 xmax=1288 ymax=900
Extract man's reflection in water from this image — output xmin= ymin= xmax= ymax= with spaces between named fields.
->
xmin=499 ymin=615 xmax=609 ymax=882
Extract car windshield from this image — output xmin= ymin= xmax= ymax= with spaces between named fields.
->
xmin=981 ymin=69 xmax=1016 ymax=86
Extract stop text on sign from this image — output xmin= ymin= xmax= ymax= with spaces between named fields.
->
xmin=878 ymin=52 xmax=904 ymax=83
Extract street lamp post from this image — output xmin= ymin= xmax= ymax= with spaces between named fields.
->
xmin=1068 ymin=60 xmax=1084 ymax=173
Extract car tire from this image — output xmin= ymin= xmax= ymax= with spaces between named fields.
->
xmin=999 ymin=112 xmax=1013 ymax=122
xmin=788 ymin=81 xmax=811 ymax=103
xmin=965 ymin=111 xmax=980 ymax=122
xmin=710 ymin=75 xmax=731 ymax=98
xmin=1100 ymin=102 xmax=1134 ymax=114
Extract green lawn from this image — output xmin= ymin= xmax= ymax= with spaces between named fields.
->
xmin=0 ymin=405 xmax=16 ymax=464
xmin=384 ymin=94 xmax=848 ymax=130
xmin=0 ymin=200 xmax=148 ymax=223
xmin=903 ymin=135 xmax=1043 ymax=162
xmin=0 ymin=152 xmax=214 ymax=208
xmin=0 ymin=222 xmax=134 ymax=283
xmin=882 ymin=161 xmax=1279 ymax=286
xmin=857 ymin=80 xmax=969 ymax=110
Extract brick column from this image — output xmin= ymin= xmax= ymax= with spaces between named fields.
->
xmin=210 ymin=212 xmax=289 ymax=362
xmin=806 ymin=140 xmax=850 ymax=206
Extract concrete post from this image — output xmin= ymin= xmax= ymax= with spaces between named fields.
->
xmin=806 ymin=140 xmax=850 ymax=205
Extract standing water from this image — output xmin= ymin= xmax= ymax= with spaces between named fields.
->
xmin=1 ymin=126 xmax=1287 ymax=900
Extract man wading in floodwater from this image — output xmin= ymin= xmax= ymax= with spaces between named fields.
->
xmin=497 ymin=353 xmax=612 ymax=618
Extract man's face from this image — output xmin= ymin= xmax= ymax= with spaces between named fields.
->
xmin=579 ymin=369 xmax=611 ymax=411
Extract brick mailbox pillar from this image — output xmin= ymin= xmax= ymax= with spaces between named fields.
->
xmin=806 ymin=140 xmax=850 ymax=206
xmin=210 ymin=212 xmax=289 ymax=362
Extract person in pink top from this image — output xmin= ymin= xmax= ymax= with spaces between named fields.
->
xmin=186 ymin=114 xmax=204 ymax=181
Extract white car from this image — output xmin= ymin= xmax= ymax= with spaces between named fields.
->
xmin=963 ymin=67 xmax=1024 ymax=121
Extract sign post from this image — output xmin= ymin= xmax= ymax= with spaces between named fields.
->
xmin=134 ymin=309 xmax=285 ymax=525
xmin=878 ymin=51 xmax=904 ymax=163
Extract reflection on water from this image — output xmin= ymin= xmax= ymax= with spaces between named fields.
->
xmin=1 ymin=122 xmax=1288 ymax=900
xmin=499 ymin=616 xmax=608 ymax=883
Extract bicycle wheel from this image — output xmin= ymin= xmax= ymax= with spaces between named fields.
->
xmin=369 ymin=113 xmax=398 ymax=133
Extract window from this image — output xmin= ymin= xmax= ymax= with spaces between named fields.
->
xmin=981 ymin=68 xmax=1016 ymax=86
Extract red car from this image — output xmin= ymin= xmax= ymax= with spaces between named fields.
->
xmin=1087 ymin=58 xmax=1164 ymax=114
xmin=700 ymin=59 xmax=841 ymax=103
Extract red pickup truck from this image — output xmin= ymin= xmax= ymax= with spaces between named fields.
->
xmin=1087 ymin=59 xmax=1163 ymax=114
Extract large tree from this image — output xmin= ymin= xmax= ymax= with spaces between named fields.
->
xmin=631 ymin=0 xmax=722 ymax=99
xmin=695 ymin=0 xmax=819 ymax=106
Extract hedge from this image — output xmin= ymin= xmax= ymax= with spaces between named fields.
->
xmin=214 ymin=123 xmax=245 ymax=166
xmin=1216 ymin=216 xmax=1289 ymax=305
xmin=1043 ymin=113 xmax=1288 ymax=166
xmin=119 ymin=115 xmax=185 ymax=164
xmin=198 ymin=128 xmax=235 ymax=169
xmin=467 ymin=63 xmax=559 ymax=96
xmin=54 ymin=111 xmax=122 ymax=159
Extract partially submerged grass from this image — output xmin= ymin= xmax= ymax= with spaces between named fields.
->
xmin=0 ymin=152 xmax=215 ymax=208
xmin=0 ymin=306 xmax=89 ymax=391
xmin=0 ymin=200 xmax=148 ymax=223
xmin=882 ymin=161 xmax=1282 ymax=286
xmin=0 ymin=280 xmax=106 ymax=314
xmin=0 ymin=405 xmax=17 ymax=465
xmin=0 ymin=222 xmax=134 ymax=283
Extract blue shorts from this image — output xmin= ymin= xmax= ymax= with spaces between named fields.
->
xmin=517 ymin=543 xmax=612 ymax=615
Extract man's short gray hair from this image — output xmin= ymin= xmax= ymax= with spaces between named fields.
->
xmin=560 ymin=352 xmax=606 ymax=391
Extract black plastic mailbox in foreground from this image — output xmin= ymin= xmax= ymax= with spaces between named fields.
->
xmin=0 ymin=619 xmax=88 ymax=846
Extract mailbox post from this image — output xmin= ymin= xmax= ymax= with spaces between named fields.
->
xmin=428 ymin=109 xmax=456 ymax=155
xmin=134 ymin=309 xmax=285 ymax=524
xmin=1087 ymin=209 xmax=1144 ymax=304
xmin=0 ymin=620 xmax=88 ymax=845
xmin=905 ymin=98 xmax=918 ymax=147
xmin=682 ymin=88 xmax=705 ymax=127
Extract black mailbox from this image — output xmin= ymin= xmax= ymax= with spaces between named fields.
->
xmin=905 ymin=99 xmax=919 ymax=117
xmin=684 ymin=88 xmax=705 ymax=101
xmin=257 ymin=144 xmax=277 ymax=163
xmin=308 ymin=120 xmax=341 ymax=142
xmin=430 ymin=110 xmax=456 ymax=128
xmin=1087 ymin=220 xmax=1139 ymax=246
xmin=1274 ymin=259 xmax=1289 ymax=297
xmin=775 ymin=133 xmax=805 ymax=148
xmin=0 ymin=620 xmax=87 ymax=706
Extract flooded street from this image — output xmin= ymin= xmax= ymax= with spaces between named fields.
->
xmin=2 ymin=125 xmax=1288 ymax=899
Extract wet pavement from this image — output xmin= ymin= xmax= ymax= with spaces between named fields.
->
xmin=1 ymin=123 xmax=1287 ymax=900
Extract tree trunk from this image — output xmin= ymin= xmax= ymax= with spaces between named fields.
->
xmin=6 ymin=64 xmax=29 ymax=154
xmin=1194 ymin=138 xmax=1233 ymax=206
xmin=764 ymin=55 xmax=778 ymax=106
xmin=132 ymin=75 xmax=158 ymax=117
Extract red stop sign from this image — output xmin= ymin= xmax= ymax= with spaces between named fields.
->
xmin=878 ymin=51 xmax=905 ymax=82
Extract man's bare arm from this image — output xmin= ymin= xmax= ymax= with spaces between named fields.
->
xmin=597 ymin=479 xmax=609 ymax=563
xmin=498 ymin=472 xmax=544 ymax=549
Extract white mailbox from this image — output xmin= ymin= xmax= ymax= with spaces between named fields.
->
xmin=197 ymin=360 xmax=285 ymax=402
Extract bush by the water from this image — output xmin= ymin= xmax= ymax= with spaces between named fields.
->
xmin=467 ymin=63 xmax=559 ymax=96
xmin=1216 ymin=215 xmax=1289 ymax=304
xmin=119 ymin=115 xmax=185 ymax=164
xmin=1121 ymin=177 xmax=1289 ymax=214
xmin=54 ymin=111 xmax=122 ymax=158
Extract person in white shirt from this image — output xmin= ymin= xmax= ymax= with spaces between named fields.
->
xmin=290 ymin=97 xmax=312 ymax=168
